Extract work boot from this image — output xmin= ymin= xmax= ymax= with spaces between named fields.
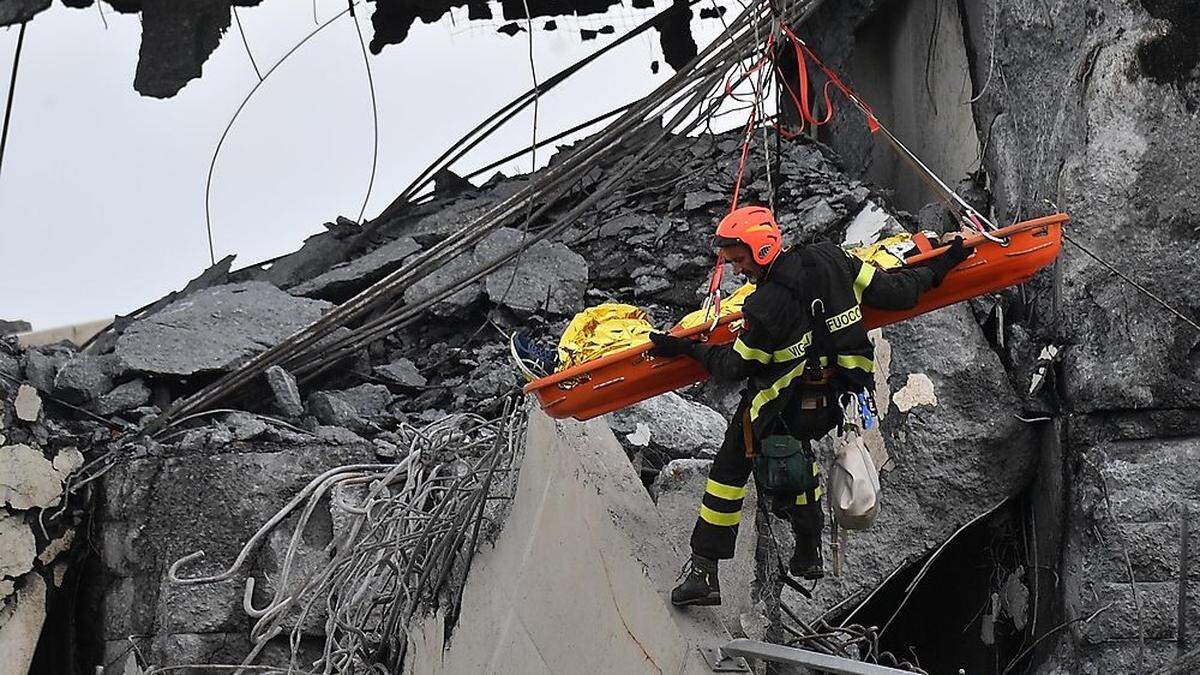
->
xmin=789 ymin=534 xmax=825 ymax=580
xmin=787 ymin=504 xmax=825 ymax=580
xmin=671 ymin=554 xmax=721 ymax=606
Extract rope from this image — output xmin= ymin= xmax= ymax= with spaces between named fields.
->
xmin=493 ymin=0 xmax=541 ymax=310
xmin=348 ymin=0 xmax=379 ymax=224
xmin=232 ymin=7 xmax=263 ymax=81
xmin=0 ymin=21 xmax=27 ymax=185
xmin=1064 ymin=232 xmax=1200 ymax=334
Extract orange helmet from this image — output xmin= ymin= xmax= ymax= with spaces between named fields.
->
xmin=714 ymin=206 xmax=782 ymax=265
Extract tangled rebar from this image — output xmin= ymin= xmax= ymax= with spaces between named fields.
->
xmin=776 ymin=601 xmax=929 ymax=674
xmin=151 ymin=398 xmax=526 ymax=674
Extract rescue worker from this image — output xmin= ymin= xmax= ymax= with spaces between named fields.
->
xmin=648 ymin=205 xmax=971 ymax=606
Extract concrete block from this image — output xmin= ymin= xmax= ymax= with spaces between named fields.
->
xmin=405 ymin=409 xmax=733 ymax=674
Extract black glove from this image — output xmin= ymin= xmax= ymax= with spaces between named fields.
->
xmin=648 ymin=332 xmax=696 ymax=358
xmin=926 ymin=236 xmax=974 ymax=287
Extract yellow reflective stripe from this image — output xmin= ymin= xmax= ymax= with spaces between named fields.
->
xmin=837 ymin=354 xmax=875 ymax=373
xmin=812 ymin=461 xmax=820 ymax=476
xmin=699 ymin=504 xmax=742 ymax=526
xmin=750 ymin=361 xmax=808 ymax=420
xmin=749 ymin=355 xmax=833 ymax=421
xmin=706 ymin=479 xmax=748 ymax=501
xmin=795 ymin=486 xmax=824 ymax=506
xmin=771 ymin=331 xmax=813 ymax=363
xmin=733 ymin=337 xmax=772 ymax=364
xmin=853 ymin=262 xmax=876 ymax=303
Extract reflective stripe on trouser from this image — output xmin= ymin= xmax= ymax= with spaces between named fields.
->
xmin=690 ymin=401 xmax=830 ymax=560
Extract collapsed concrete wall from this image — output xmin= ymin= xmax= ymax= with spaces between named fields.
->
xmin=404 ymin=408 xmax=735 ymax=674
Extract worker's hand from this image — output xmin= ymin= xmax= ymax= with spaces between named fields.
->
xmin=927 ymin=236 xmax=974 ymax=286
xmin=647 ymin=332 xmax=695 ymax=358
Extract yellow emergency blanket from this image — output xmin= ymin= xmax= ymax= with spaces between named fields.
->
xmin=847 ymin=233 xmax=914 ymax=270
xmin=556 ymin=303 xmax=654 ymax=370
xmin=555 ymin=284 xmax=759 ymax=371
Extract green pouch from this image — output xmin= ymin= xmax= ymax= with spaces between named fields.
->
xmin=753 ymin=435 xmax=819 ymax=495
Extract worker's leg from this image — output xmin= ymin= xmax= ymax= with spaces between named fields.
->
xmin=672 ymin=403 xmax=754 ymax=606
xmin=689 ymin=403 xmax=755 ymax=561
xmin=778 ymin=402 xmax=840 ymax=579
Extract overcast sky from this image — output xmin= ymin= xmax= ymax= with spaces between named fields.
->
xmin=0 ymin=1 xmax=735 ymax=330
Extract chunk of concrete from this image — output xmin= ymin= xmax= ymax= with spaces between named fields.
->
xmin=0 ymin=573 xmax=46 ymax=675
xmin=97 ymin=379 xmax=152 ymax=416
xmin=0 ymin=444 xmax=64 ymax=509
xmin=474 ymin=227 xmax=588 ymax=316
xmin=307 ymin=393 xmax=370 ymax=434
xmin=290 ymin=236 xmax=421 ymax=301
xmin=373 ymin=358 xmax=427 ymax=388
xmin=401 ymin=252 xmax=484 ymax=316
xmin=14 ymin=385 xmax=41 ymax=422
xmin=114 ymin=282 xmax=331 ymax=377
xmin=404 ymin=410 xmax=733 ymax=673
xmin=53 ymin=354 xmax=115 ymax=404
xmin=224 ymin=412 xmax=268 ymax=441
xmin=0 ymin=513 xmax=36 ymax=578
xmin=608 ymin=392 xmax=726 ymax=459
xmin=20 ymin=349 xmax=62 ymax=393
xmin=0 ymin=319 xmax=31 ymax=336
xmin=264 ymin=366 xmax=304 ymax=417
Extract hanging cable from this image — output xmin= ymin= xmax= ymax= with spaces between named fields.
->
xmin=494 ymin=0 xmax=541 ymax=309
xmin=1064 ymin=231 xmax=1200 ymax=334
xmin=348 ymin=0 xmax=379 ymax=224
xmin=232 ymin=7 xmax=263 ymax=81
xmin=0 ymin=21 xmax=27 ymax=185
xmin=203 ymin=4 xmax=356 ymax=267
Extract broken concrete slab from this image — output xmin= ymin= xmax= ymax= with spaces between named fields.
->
xmin=0 ymin=319 xmax=31 ymax=336
xmin=289 ymin=236 xmax=421 ymax=302
xmin=401 ymin=252 xmax=484 ymax=316
xmin=307 ymin=393 xmax=371 ymax=434
xmin=115 ymin=282 xmax=331 ymax=377
xmin=406 ymin=409 xmax=733 ymax=673
xmin=14 ymin=385 xmax=41 ymax=423
xmin=97 ymin=379 xmax=152 ymax=416
xmin=0 ymin=444 xmax=64 ymax=510
xmin=265 ymin=366 xmax=304 ymax=417
xmin=608 ymin=392 xmax=726 ymax=460
xmin=474 ymin=227 xmax=588 ymax=316
xmin=373 ymin=357 xmax=426 ymax=388
xmin=0 ymin=0 xmax=49 ymax=26
xmin=53 ymin=354 xmax=116 ymax=404
xmin=0 ymin=573 xmax=46 ymax=675
xmin=223 ymin=412 xmax=268 ymax=442
xmin=21 ymin=350 xmax=62 ymax=394
xmin=0 ymin=513 xmax=36 ymax=579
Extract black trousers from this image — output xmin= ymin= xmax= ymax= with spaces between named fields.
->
xmin=690 ymin=398 xmax=840 ymax=561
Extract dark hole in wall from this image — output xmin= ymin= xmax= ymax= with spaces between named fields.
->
xmin=1137 ymin=0 xmax=1200 ymax=107
xmin=831 ymin=499 xmax=1034 ymax=674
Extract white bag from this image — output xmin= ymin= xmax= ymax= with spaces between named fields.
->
xmin=829 ymin=398 xmax=882 ymax=530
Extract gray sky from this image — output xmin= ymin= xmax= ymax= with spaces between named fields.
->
xmin=0 ymin=1 xmax=734 ymax=330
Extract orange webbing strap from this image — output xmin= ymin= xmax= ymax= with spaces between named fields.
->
xmin=775 ymin=23 xmax=881 ymax=135
xmin=742 ymin=406 xmax=756 ymax=458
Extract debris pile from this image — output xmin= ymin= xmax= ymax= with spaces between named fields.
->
xmin=0 ymin=123 xmax=912 ymax=670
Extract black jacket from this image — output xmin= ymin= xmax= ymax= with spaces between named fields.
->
xmin=692 ymin=242 xmax=934 ymax=434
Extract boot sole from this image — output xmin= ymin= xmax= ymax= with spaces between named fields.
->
xmin=671 ymin=593 xmax=723 ymax=607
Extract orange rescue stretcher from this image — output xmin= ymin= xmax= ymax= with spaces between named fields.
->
xmin=524 ymin=213 xmax=1067 ymax=421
